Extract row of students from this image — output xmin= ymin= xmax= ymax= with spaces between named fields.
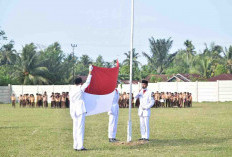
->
xmin=117 ymin=92 xmax=192 ymax=108
xmin=10 ymin=92 xmax=70 ymax=108
xmin=50 ymin=92 xmax=69 ymax=108
xmin=154 ymin=92 xmax=192 ymax=108
xmin=16 ymin=93 xmax=48 ymax=108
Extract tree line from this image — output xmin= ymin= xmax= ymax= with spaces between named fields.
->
xmin=0 ymin=28 xmax=232 ymax=85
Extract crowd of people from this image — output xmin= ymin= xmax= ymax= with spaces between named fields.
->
xmin=118 ymin=91 xmax=192 ymax=108
xmin=11 ymin=92 xmax=70 ymax=108
xmin=11 ymin=91 xmax=192 ymax=108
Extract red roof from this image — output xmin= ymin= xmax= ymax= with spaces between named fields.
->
xmin=208 ymin=74 xmax=232 ymax=81
xmin=167 ymin=73 xmax=201 ymax=82
xmin=178 ymin=73 xmax=201 ymax=80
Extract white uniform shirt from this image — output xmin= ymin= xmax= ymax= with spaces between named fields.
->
xmin=108 ymin=89 xmax=119 ymax=116
xmin=134 ymin=89 xmax=155 ymax=117
xmin=70 ymin=75 xmax=92 ymax=118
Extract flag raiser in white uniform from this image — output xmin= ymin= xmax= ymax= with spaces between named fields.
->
xmin=69 ymin=66 xmax=93 ymax=151
xmin=134 ymin=88 xmax=155 ymax=140
xmin=108 ymin=89 xmax=120 ymax=140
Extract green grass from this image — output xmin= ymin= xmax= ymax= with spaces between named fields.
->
xmin=0 ymin=102 xmax=232 ymax=157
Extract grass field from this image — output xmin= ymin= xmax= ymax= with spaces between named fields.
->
xmin=0 ymin=102 xmax=232 ymax=157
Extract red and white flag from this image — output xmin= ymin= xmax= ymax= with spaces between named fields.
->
xmin=84 ymin=61 xmax=119 ymax=116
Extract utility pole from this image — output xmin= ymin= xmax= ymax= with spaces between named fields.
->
xmin=71 ymin=44 xmax=77 ymax=83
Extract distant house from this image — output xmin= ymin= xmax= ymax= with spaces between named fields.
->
xmin=167 ymin=73 xmax=201 ymax=82
xmin=208 ymin=74 xmax=232 ymax=81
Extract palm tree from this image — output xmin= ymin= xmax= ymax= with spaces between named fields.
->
xmin=223 ymin=46 xmax=232 ymax=73
xmin=142 ymin=37 xmax=175 ymax=74
xmin=94 ymin=55 xmax=104 ymax=67
xmin=61 ymin=54 xmax=76 ymax=84
xmin=0 ymin=41 xmax=17 ymax=65
xmin=122 ymin=49 xmax=141 ymax=80
xmin=0 ymin=29 xmax=7 ymax=42
xmin=105 ymin=62 xmax=112 ymax=68
xmin=39 ymin=42 xmax=65 ymax=84
xmin=203 ymin=42 xmax=223 ymax=60
xmin=79 ymin=54 xmax=92 ymax=66
xmin=192 ymin=55 xmax=212 ymax=78
xmin=184 ymin=40 xmax=195 ymax=68
xmin=123 ymin=48 xmax=141 ymax=67
xmin=13 ymin=43 xmax=49 ymax=85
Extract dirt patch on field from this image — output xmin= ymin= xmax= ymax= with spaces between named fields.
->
xmin=113 ymin=140 xmax=149 ymax=146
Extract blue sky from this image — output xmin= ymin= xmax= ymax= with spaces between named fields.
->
xmin=0 ymin=0 xmax=232 ymax=64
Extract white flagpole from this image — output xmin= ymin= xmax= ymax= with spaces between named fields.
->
xmin=127 ymin=0 xmax=134 ymax=142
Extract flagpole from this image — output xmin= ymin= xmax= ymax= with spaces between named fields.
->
xmin=127 ymin=0 xmax=134 ymax=142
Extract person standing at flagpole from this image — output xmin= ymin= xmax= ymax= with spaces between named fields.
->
xmin=134 ymin=80 xmax=155 ymax=141
xmin=108 ymin=82 xmax=120 ymax=142
xmin=70 ymin=65 xmax=93 ymax=151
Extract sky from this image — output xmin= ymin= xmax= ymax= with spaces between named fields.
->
xmin=0 ymin=0 xmax=232 ymax=65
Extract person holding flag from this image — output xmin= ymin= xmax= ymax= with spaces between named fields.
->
xmin=134 ymin=80 xmax=155 ymax=141
xmin=108 ymin=82 xmax=120 ymax=142
xmin=70 ymin=65 xmax=93 ymax=151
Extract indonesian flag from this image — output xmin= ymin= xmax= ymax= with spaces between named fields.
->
xmin=84 ymin=61 xmax=119 ymax=116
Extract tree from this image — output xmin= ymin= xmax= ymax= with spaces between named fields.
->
xmin=118 ymin=64 xmax=130 ymax=80
xmin=94 ymin=55 xmax=104 ymax=67
xmin=104 ymin=62 xmax=112 ymax=68
xmin=184 ymin=40 xmax=195 ymax=68
xmin=192 ymin=55 xmax=212 ymax=78
xmin=223 ymin=46 xmax=232 ymax=73
xmin=140 ymin=65 xmax=152 ymax=79
xmin=60 ymin=54 xmax=77 ymax=84
xmin=0 ymin=41 xmax=17 ymax=65
xmin=165 ymin=49 xmax=189 ymax=74
xmin=0 ymin=28 xmax=7 ymax=42
xmin=13 ymin=43 xmax=49 ymax=85
xmin=122 ymin=49 xmax=141 ymax=80
xmin=214 ymin=64 xmax=227 ymax=76
xmin=75 ymin=54 xmax=92 ymax=76
xmin=142 ymin=37 xmax=176 ymax=74
xmin=123 ymin=49 xmax=141 ymax=67
xmin=39 ymin=42 xmax=66 ymax=84
xmin=0 ymin=65 xmax=17 ymax=85
xmin=203 ymin=42 xmax=223 ymax=60
xmin=150 ymin=76 xmax=162 ymax=83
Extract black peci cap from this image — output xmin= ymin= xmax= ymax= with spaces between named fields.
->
xmin=142 ymin=80 xmax=148 ymax=84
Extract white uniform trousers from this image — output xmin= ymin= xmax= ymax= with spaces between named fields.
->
xmin=73 ymin=113 xmax=86 ymax=150
xmin=108 ymin=114 xmax=118 ymax=138
xmin=139 ymin=116 xmax=150 ymax=139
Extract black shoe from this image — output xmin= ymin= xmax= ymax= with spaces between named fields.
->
xmin=109 ymin=138 xmax=114 ymax=142
xmin=139 ymin=138 xmax=145 ymax=140
xmin=77 ymin=148 xmax=87 ymax=151
xmin=113 ymin=138 xmax=118 ymax=142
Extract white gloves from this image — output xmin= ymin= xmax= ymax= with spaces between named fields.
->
xmin=89 ymin=65 xmax=93 ymax=71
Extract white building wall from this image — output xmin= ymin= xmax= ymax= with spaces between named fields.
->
xmin=1 ymin=80 xmax=231 ymax=103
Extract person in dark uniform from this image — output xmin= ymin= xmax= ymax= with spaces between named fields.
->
xmin=11 ymin=94 xmax=16 ymax=108
xmin=23 ymin=94 xmax=27 ymax=107
xmin=65 ymin=92 xmax=70 ymax=108
xmin=19 ymin=95 xmax=23 ymax=107
xmin=61 ymin=92 xmax=66 ymax=108
xmin=43 ymin=92 xmax=48 ymax=108
xmin=50 ymin=92 xmax=55 ymax=108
